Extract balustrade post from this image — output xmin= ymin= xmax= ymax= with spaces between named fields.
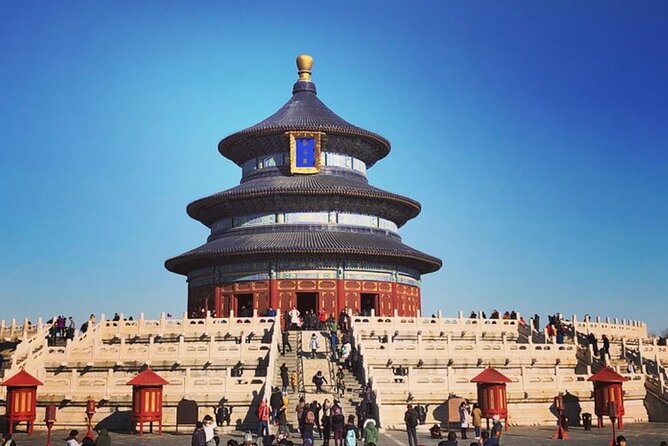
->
xmin=178 ymin=334 xmax=185 ymax=359
xmin=106 ymin=368 xmax=114 ymax=400
xmin=119 ymin=337 xmax=126 ymax=362
xmin=148 ymin=335 xmax=154 ymax=360
xmin=621 ymin=338 xmax=627 ymax=360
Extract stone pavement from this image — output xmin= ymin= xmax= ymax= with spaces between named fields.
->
xmin=4 ymin=424 xmax=668 ymax=445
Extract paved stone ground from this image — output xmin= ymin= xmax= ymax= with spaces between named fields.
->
xmin=4 ymin=424 xmax=668 ymax=445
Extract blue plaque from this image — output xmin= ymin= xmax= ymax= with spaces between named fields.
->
xmin=288 ymin=131 xmax=323 ymax=174
xmin=295 ymin=137 xmax=316 ymax=167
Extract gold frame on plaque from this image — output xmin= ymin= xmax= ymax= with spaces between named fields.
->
xmin=288 ymin=131 xmax=323 ymax=174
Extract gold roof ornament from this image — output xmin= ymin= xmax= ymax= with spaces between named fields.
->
xmin=296 ymin=54 xmax=314 ymax=82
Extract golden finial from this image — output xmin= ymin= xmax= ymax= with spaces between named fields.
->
xmin=296 ymin=54 xmax=314 ymax=82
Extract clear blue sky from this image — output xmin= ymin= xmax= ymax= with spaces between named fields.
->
xmin=1 ymin=1 xmax=666 ymax=332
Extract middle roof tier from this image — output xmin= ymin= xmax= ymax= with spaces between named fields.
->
xmin=187 ymin=174 xmax=421 ymax=228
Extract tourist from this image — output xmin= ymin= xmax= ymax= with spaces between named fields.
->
xmin=277 ymin=394 xmax=289 ymax=438
xmin=471 ymin=403 xmax=482 ymax=439
xmin=313 ymin=371 xmax=328 ymax=393
xmin=282 ymin=330 xmax=292 ymax=355
xmin=587 ymin=333 xmax=599 ymax=356
xmin=257 ymin=398 xmax=270 ymax=438
xmin=296 ymin=397 xmax=307 ymax=437
xmin=519 ymin=316 xmax=527 ymax=328
xmin=270 ymin=387 xmax=283 ymax=424
xmin=615 ymin=435 xmax=627 ymax=446
xmin=310 ymin=400 xmax=322 ymax=438
xmin=94 ymin=428 xmax=111 ymax=446
xmin=336 ymin=366 xmax=346 ymax=396
xmin=469 ymin=311 xmax=477 ymax=318
xmin=490 ymin=310 xmax=499 ymax=319
xmin=289 ymin=369 xmax=298 ymax=394
xmin=303 ymin=405 xmax=316 ymax=443
xmin=330 ymin=331 xmax=339 ymax=360
xmin=404 ymin=404 xmax=419 ymax=446
xmin=322 ymin=404 xmax=332 ymax=446
xmin=481 ymin=430 xmax=499 ymax=446
xmin=362 ymin=418 xmax=378 ymax=445
xmin=437 ymin=431 xmax=458 ymax=446
xmin=280 ymin=363 xmax=290 ymax=394
xmin=627 ymin=361 xmax=636 ymax=374
xmin=203 ymin=415 xmax=216 ymax=446
xmin=533 ymin=314 xmax=540 ymax=332
xmin=81 ymin=436 xmax=95 ymax=446
xmin=66 ymin=430 xmax=81 ymax=446
xmin=356 ymin=404 xmax=367 ymax=439
xmin=602 ymin=334 xmax=611 ymax=363
xmin=310 ymin=333 xmax=320 ymax=359
xmin=331 ymin=406 xmax=345 ymax=446
xmin=459 ymin=401 xmax=470 ymax=439
xmin=344 ymin=415 xmax=358 ymax=446
xmin=1 ymin=433 xmax=16 ymax=446
xmin=341 ymin=341 xmax=352 ymax=365
xmin=327 ymin=315 xmax=338 ymax=335
xmin=289 ymin=306 xmax=300 ymax=330
xmin=319 ymin=309 xmax=327 ymax=329
xmin=490 ymin=415 xmax=503 ymax=440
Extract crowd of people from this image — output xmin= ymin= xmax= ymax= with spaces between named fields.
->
xmin=281 ymin=307 xmax=353 ymax=333
xmin=62 ymin=428 xmax=111 ymax=446
xmin=46 ymin=315 xmax=83 ymax=345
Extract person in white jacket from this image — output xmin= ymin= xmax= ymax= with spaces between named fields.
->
xmin=310 ymin=333 xmax=319 ymax=358
xmin=65 ymin=430 xmax=81 ymax=446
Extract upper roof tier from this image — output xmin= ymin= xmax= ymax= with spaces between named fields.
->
xmin=218 ymin=55 xmax=391 ymax=167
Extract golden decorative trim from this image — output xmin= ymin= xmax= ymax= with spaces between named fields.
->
xmin=287 ymin=131 xmax=324 ymax=174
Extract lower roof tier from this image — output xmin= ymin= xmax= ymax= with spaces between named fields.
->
xmin=165 ymin=230 xmax=442 ymax=276
xmin=186 ymin=174 xmax=421 ymax=227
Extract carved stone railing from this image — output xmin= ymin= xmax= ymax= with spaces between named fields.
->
xmin=356 ymin=335 xmax=578 ymax=367
xmin=351 ymin=313 xmax=522 ymax=340
xmin=573 ymin=315 xmax=647 ymax=340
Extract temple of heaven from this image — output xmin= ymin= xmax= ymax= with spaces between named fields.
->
xmin=165 ymin=55 xmax=442 ymax=319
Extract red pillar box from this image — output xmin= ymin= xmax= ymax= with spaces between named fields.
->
xmin=471 ymin=367 xmax=512 ymax=431
xmin=587 ymin=367 xmax=627 ymax=429
xmin=1 ymin=369 xmax=43 ymax=434
xmin=126 ymin=369 xmax=169 ymax=435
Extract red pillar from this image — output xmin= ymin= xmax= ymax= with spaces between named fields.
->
xmin=270 ymin=276 xmax=279 ymax=311
xmin=391 ymin=282 xmax=398 ymax=317
xmin=214 ymin=287 xmax=222 ymax=318
xmin=336 ymin=279 xmax=346 ymax=315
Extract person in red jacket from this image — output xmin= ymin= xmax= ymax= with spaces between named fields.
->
xmin=257 ymin=398 xmax=270 ymax=439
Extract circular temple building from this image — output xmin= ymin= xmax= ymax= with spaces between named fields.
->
xmin=165 ymin=55 xmax=442 ymax=319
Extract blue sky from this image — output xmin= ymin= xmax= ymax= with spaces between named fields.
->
xmin=1 ymin=1 xmax=666 ymax=332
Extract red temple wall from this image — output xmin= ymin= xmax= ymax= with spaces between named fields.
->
xmin=188 ymin=278 xmax=421 ymax=318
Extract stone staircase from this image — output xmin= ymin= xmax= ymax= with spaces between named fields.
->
xmin=274 ymin=330 xmax=367 ymax=432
